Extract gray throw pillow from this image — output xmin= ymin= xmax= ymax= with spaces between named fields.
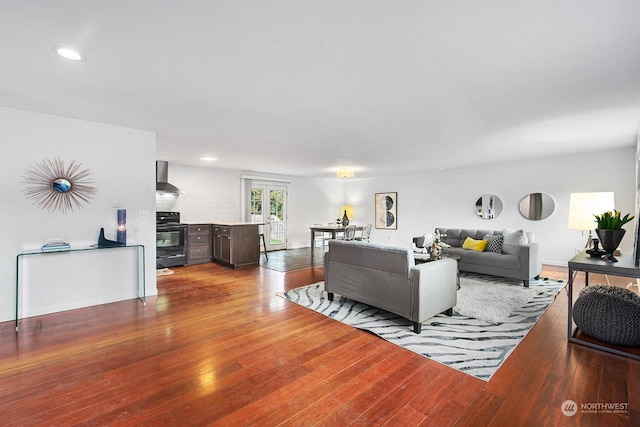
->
xmin=483 ymin=234 xmax=504 ymax=253
xmin=502 ymin=229 xmax=527 ymax=255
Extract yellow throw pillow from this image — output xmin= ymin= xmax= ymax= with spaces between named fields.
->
xmin=462 ymin=237 xmax=489 ymax=252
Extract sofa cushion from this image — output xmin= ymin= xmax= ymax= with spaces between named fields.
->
xmin=437 ymin=228 xmax=500 ymax=248
xmin=444 ymin=247 xmax=521 ymax=269
xmin=484 ymin=234 xmax=504 ymax=253
xmin=440 ymin=229 xmax=463 ymax=247
xmin=502 ymin=229 xmax=527 ymax=255
xmin=462 ymin=237 xmax=488 ymax=251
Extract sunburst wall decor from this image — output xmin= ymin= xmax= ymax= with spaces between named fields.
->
xmin=22 ymin=158 xmax=97 ymax=213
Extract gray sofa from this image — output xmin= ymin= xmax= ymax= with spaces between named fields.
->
xmin=414 ymin=228 xmax=541 ymax=287
xmin=324 ymin=240 xmax=458 ymax=333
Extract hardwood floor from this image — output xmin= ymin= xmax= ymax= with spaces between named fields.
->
xmin=0 ymin=261 xmax=638 ymax=426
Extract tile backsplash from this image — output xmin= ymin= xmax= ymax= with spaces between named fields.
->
xmin=156 ymin=192 xmax=235 ymax=222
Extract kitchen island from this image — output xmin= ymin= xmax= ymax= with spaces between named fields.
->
xmin=211 ymin=222 xmax=262 ymax=268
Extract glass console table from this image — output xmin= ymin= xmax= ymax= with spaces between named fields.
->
xmin=568 ymin=250 xmax=640 ymax=360
xmin=15 ymin=244 xmax=146 ymax=331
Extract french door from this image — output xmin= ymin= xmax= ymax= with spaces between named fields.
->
xmin=250 ymin=184 xmax=287 ymax=251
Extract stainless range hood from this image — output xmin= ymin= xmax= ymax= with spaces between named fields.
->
xmin=156 ymin=161 xmax=181 ymax=194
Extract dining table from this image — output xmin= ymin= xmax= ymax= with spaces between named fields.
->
xmin=310 ymin=224 xmax=363 ymax=257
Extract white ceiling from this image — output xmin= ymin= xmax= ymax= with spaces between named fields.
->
xmin=1 ymin=1 xmax=639 ymax=178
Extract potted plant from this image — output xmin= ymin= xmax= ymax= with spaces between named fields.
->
xmin=593 ymin=210 xmax=635 ymax=262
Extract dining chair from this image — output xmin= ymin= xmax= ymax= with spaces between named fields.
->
xmin=356 ymin=224 xmax=372 ymax=242
xmin=313 ymin=223 xmax=329 ymax=252
xmin=344 ymin=224 xmax=357 ymax=241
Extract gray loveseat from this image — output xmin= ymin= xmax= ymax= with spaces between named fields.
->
xmin=324 ymin=240 xmax=458 ymax=333
xmin=415 ymin=228 xmax=541 ymax=287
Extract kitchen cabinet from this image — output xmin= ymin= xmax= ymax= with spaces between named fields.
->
xmin=212 ymin=223 xmax=260 ymax=268
xmin=212 ymin=225 xmax=231 ymax=264
xmin=187 ymin=224 xmax=211 ymax=265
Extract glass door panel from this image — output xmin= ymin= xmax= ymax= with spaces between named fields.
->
xmin=267 ymin=187 xmax=286 ymax=250
xmin=250 ymin=184 xmax=287 ymax=251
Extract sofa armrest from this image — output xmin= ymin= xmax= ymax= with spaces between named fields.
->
xmin=323 ymin=249 xmax=333 ymax=281
xmin=409 ymin=258 xmax=458 ymax=323
xmin=520 ymin=242 xmax=542 ymax=279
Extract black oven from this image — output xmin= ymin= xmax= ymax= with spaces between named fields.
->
xmin=156 ymin=212 xmax=188 ymax=268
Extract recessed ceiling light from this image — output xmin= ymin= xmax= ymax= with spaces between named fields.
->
xmin=200 ymin=156 xmax=217 ymax=161
xmin=52 ymin=46 xmax=86 ymax=61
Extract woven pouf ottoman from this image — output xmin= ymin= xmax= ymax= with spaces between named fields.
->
xmin=573 ymin=285 xmax=640 ymax=346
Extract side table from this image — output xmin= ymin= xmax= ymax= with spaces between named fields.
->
xmin=567 ymin=250 xmax=640 ymax=360
xmin=16 ymin=244 xmax=146 ymax=332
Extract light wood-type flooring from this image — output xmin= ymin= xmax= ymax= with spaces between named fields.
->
xmin=0 ymin=258 xmax=638 ymax=426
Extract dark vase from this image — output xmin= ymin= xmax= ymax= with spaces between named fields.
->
xmin=595 ymin=228 xmax=626 ymax=262
xmin=341 ymin=210 xmax=349 ymax=226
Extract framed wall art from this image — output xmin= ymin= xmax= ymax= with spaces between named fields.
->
xmin=375 ymin=192 xmax=397 ymax=229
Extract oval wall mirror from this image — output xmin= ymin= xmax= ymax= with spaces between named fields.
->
xmin=475 ymin=194 xmax=503 ymax=219
xmin=519 ymin=192 xmax=555 ymax=220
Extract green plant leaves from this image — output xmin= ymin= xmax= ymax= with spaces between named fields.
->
xmin=594 ymin=210 xmax=635 ymax=230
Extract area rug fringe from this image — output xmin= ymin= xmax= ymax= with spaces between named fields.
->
xmin=277 ymin=275 xmax=565 ymax=381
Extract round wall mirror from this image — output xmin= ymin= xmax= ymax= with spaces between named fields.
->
xmin=475 ymin=194 xmax=503 ymax=219
xmin=52 ymin=178 xmax=71 ymax=193
xmin=519 ymin=192 xmax=555 ymax=220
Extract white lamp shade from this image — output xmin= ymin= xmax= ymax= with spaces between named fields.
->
xmin=568 ymin=192 xmax=615 ymax=230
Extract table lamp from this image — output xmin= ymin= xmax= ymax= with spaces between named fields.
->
xmin=568 ymin=192 xmax=614 ymax=248
xmin=340 ymin=205 xmax=354 ymax=226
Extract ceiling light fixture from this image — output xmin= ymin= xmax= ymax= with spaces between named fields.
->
xmin=52 ymin=46 xmax=86 ymax=61
xmin=200 ymin=156 xmax=217 ymax=161
xmin=336 ymin=167 xmax=354 ymax=178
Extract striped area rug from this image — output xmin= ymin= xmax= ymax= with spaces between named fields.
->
xmin=278 ymin=274 xmax=565 ymax=381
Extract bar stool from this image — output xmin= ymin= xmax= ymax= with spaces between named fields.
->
xmin=259 ymin=233 xmax=268 ymax=260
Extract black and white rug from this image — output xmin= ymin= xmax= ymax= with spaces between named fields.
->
xmin=278 ymin=274 xmax=565 ymax=381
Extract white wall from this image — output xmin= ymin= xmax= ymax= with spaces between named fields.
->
xmin=343 ymin=147 xmax=636 ymax=265
xmin=287 ymin=177 xmax=346 ymax=247
xmin=0 ymin=107 xmax=157 ymax=323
